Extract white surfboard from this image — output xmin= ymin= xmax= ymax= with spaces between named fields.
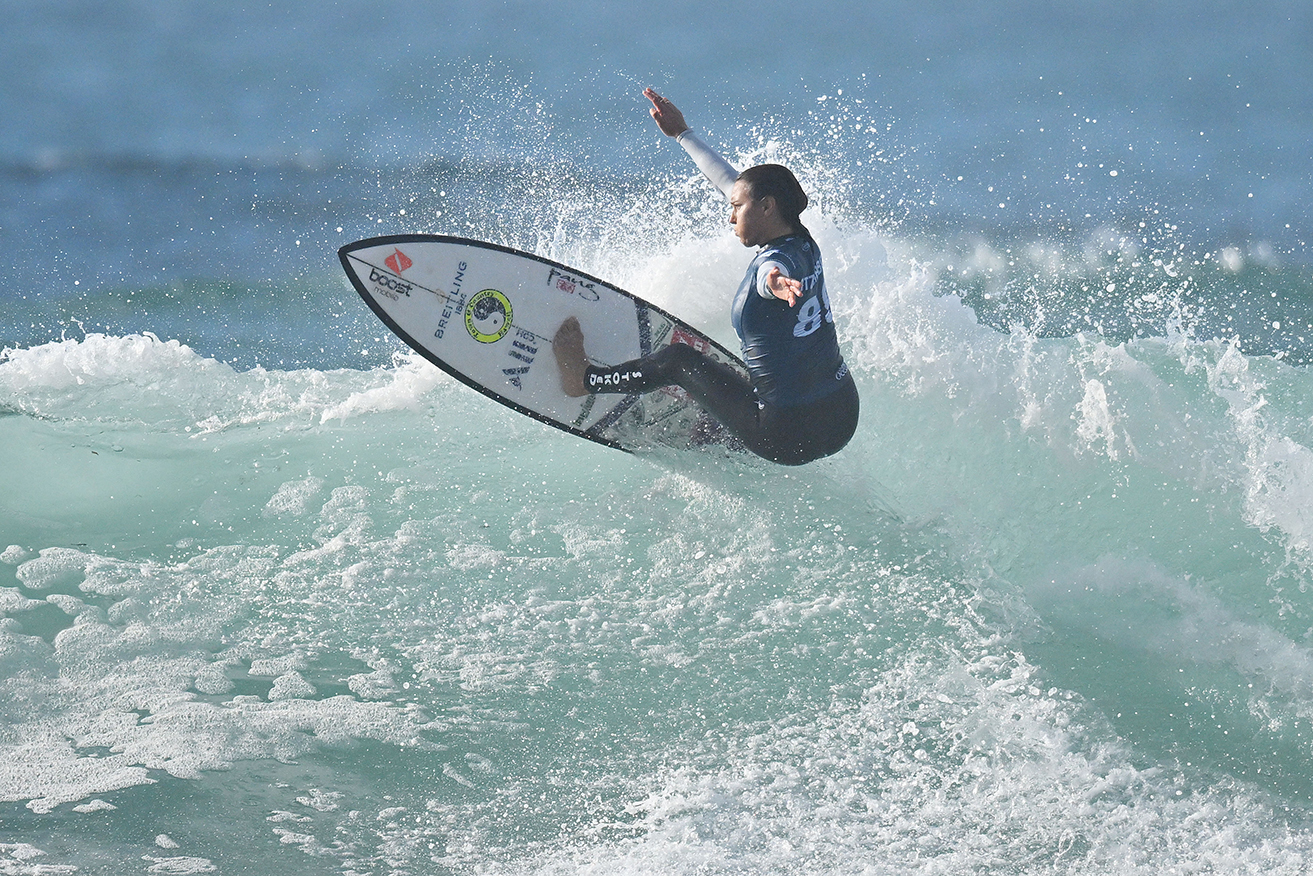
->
xmin=339 ymin=234 xmax=748 ymax=453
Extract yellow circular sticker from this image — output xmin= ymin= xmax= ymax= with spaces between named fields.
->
xmin=465 ymin=288 xmax=513 ymax=343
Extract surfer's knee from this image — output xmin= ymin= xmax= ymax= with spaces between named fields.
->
xmin=655 ymin=342 xmax=704 ymax=370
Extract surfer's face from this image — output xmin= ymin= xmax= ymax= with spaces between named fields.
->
xmin=729 ymin=180 xmax=774 ymax=247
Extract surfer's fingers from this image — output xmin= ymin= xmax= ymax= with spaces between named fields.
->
xmin=767 ymin=268 xmax=802 ymax=306
xmin=644 ymin=89 xmax=687 ymax=128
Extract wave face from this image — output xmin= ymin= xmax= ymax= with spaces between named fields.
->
xmin=5 ymin=2 xmax=1313 ymax=873
xmin=7 ymin=202 xmax=1313 ymax=872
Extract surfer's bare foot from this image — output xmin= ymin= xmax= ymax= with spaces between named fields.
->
xmin=553 ymin=317 xmax=590 ymax=397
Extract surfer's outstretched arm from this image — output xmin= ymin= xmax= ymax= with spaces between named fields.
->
xmin=676 ymin=130 xmax=739 ymax=199
xmin=644 ymin=88 xmax=739 ymax=199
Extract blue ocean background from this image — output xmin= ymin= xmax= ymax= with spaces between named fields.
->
xmin=4 ymin=1 xmax=1313 ymax=872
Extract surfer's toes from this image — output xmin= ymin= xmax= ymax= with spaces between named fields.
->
xmin=553 ymin=317 xmax=590 ymax=397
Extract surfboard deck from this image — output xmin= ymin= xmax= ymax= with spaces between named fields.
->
xmin=339 ymin=234 xmax=748 ymax=454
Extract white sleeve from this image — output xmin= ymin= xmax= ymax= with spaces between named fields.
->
xmin=755 ymin=260 xmax=790 ymax=300
xmin=674 ymin=129 xmax=739 ymax=198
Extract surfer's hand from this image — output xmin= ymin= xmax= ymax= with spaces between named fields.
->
xmin=644 ymin=88 xmax=689 ymax=137
xmin=765 ymin=266 xmax=802 ymax=307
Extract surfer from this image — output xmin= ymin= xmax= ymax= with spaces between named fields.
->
xmin=553 ymin=88 xmax=859 ymax=465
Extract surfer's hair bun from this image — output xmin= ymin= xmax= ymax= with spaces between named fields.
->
xmin=737 ymin=164 xmax=808 ymax=228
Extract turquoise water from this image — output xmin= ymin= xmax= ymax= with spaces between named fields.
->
xmin=5 ymin=2 xmax=1313 ymax=873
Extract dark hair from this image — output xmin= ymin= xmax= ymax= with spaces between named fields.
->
xmin=736 ymin=164 xmax=809 ymax=232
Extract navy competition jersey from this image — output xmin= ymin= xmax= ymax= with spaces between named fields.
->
xmin=731 ymin=233 xmax=847 ymax=407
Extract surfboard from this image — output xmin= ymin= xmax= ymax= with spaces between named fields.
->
xmin=339 ymin=234 xmax=748 ymax=453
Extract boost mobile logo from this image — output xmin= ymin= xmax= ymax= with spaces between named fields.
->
xmin=385 ymin=248 xmax=413 ymax=274
xmin=369 ymin=267 xmax=413 ymax=297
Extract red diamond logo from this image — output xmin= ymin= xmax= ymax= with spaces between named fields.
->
xmin=385 ymin=248 xmax=413 ymax=274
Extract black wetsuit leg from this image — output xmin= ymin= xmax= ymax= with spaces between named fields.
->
xmin=585 ymin=344 xmax=859 ymax=465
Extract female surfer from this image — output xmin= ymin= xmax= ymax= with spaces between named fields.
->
xmin=553 ymin=88 xmax=858 ymax=465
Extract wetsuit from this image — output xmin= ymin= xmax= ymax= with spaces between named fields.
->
xmin=584 ymin=131 xmax=859 ymax=465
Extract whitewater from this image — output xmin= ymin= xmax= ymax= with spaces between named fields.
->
xmin=5 ymin=2 xmax=1313 ymax=873
xmin=7 ymin=176 xmax=1313 ymax=872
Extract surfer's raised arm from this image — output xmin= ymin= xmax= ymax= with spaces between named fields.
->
xmin=644 ymin=88 xmax=739 ymax=199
